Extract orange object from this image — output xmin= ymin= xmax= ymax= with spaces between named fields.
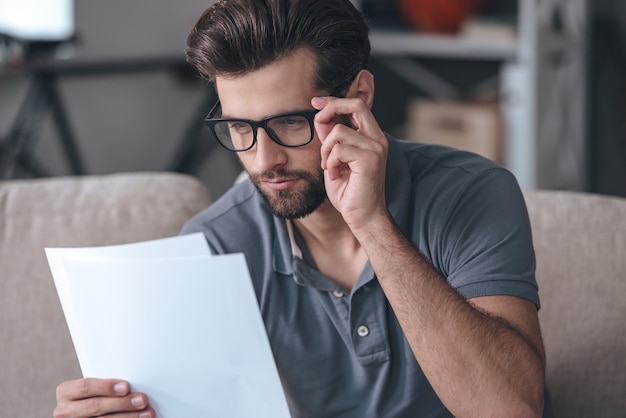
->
xmin=396 ymin=0 xmax=485 ymax=34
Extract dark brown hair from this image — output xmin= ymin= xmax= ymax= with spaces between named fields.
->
xmin=186 ymin=0 xmax=370 ymax=96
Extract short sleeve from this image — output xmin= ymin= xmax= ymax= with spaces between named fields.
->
xmin=440 ymin=168 xmax=539 ymax=307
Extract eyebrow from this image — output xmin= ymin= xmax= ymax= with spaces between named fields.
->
xmin=220 ymin=108 xmax=317 ymax=121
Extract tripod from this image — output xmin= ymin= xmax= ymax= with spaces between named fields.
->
xmin=1 ymin=39 xmax=228 ymax=181
xmin=0 ymin=67 xmax=85 ymax=179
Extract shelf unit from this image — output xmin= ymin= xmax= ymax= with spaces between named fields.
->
xmin=364 ymin=0 xmax=588 ymax=190
xmin=370 ymin=31 xmax=518 ymax=60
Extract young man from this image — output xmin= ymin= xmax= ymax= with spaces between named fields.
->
xmin=54 ymin=1 xmax=552 ymax=417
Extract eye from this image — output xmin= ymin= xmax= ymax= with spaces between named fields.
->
xmin=272 ymin=116 xmax=307 ymax=130
xmin=228 ymin=121 xmax=252 ymax=134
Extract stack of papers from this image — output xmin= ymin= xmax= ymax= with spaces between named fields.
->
xmin=45 ymin=233 xmax=290 ymax=418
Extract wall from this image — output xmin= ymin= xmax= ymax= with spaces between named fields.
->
xmin=2 ymin=0 xmax=624 ymax=198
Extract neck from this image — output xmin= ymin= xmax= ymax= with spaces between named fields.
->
xmin=292 ymin=199 xmax=366 ymax=291
xmin=293 ymin=199 xmax=354 ymax=244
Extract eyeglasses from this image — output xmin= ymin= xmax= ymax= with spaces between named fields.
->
xmin=204 ymin=100 xmax=319 ymax=152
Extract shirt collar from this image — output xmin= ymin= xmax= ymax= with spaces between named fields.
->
xmin=272 ymin=216 xmax=293 ymax=275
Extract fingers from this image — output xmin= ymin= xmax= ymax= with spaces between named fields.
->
xmin=312 ymin=96 xmax=386 ymax=167
xmin=312 ymin=96 xmax=383 ymax=142
xmin=320 ymin=125 xmax=385 ymax=180
xmin=312 ymin=103 xmax=384 ymax=182
xmin=57 ymin=378 xmax=129 ymax=401
xmin=54 ymin=378 xmax=155 ymax=418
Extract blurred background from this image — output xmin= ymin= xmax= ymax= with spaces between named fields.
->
xmin=1 ymin=0 xmax=624 ymax=199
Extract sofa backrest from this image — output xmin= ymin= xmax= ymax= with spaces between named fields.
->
xmin=0 ymin=172 xmax=212 ymax=418
xmin=2 ymin=175 xmax=624 ymax=417
xmin=524 ymin=190 xmax=626 ymax=418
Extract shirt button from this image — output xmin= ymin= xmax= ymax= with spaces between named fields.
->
xmin=332 ymin=290 xmax=344 ymax=298
xmin=357 ymin=325 xmax=370 ymax=337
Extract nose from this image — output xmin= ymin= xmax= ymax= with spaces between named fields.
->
xmin=253 ymin=127 xmax=287 ymax=172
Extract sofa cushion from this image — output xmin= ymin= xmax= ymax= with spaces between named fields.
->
xmin=524 ymin=190 xmax=626 ymax=418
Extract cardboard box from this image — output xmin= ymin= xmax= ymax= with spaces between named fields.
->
xmin=406 ymin=99 xmax=503 ymax=163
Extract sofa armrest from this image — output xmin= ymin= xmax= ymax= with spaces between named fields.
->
xmin=524 ymin=190 xmax=626 ymax=418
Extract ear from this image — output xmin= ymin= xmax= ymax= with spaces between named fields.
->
xmin=346 ymin=69 xmax=375 ymax=108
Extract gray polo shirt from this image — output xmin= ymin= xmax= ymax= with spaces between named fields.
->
xmin=180 ymin=136 xmax=545 ymax=417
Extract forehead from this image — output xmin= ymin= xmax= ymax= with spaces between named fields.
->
xmin=215 ymin=48 xmax=320 ymax=118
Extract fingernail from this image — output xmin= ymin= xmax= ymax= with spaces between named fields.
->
xmin=113 ymin=382 xmax=128 ymax=394
xmin=131 ymin=394 xmax=146 ymax=408
xmin=312 ymin=96 xmax=327 ymax=104
xmin=139 ymin=412 xmax=152 ymax=418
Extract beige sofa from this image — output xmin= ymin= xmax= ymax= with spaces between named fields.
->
xmin=1 ymin=173 xmax=625 ymax=417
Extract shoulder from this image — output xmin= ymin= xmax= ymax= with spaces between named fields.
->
xmin=392 ymin=137 xmax=509 ymax=181
xmin=391 ymin=140 xmax=537 ymax=304
xmin=387 ymin=137 xmax=521 ymax=215
xmin=402 ymin=139 xmax=527 ymax=232
xmin=182 ymin=179 xmax=255 ymax=227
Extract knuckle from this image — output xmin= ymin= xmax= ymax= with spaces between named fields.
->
xmin=55 ymin=383 xmax=66 ymax=401
xmin=355 ymin=97 xmax=368 ymax=109
xmin=85 ymin=396 xmax=105 ymax=416
xmin=52 ymin=405 xmax=69 ymax=418
xmin=78 ymin=378 xmax=91 ymax=399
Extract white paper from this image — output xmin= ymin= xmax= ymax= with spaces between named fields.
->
xmin=46 ymin=233 xmax=213 ymax=357
xmin=45 ymin=234 xmax=290 ymax=418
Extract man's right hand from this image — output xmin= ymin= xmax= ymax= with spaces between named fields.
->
xmin=54 ymin=378 xmax=155 ymax=418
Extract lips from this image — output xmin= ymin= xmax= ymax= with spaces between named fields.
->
xmin=263 ymin=178 xmax=298 ymax=191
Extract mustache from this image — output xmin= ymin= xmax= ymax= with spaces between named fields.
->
xmin=250 ymin=169 xmax=307 ymax=182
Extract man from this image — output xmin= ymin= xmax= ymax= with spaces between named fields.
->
xmin=54 ymin=0 xmax=552 ymax=417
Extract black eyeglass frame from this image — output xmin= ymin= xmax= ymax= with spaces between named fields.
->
xmin=204 ymin=101 xmax=320 ymax=152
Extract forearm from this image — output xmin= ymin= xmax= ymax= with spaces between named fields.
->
xmin=355 ymin=215 xmax=545 ymax=418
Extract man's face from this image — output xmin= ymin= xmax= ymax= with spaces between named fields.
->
xmin=215 ymin=49 xmax=328 ymax=219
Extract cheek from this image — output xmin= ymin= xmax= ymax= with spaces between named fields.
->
xmin=304 ymin=139 xmax=322 ymax=163
xmin=236 ymin=153 xmax=255 ymax=173
xmin=300 ymin=147 xmax=322 ymax=170
xmin=236 ymin=145 xmax=322 ymax=174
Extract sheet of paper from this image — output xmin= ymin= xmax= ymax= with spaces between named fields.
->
xmin=46 ymin=235 xmax=290 ymax=418
xmin=46 ymin=233 xmax=213 ymax=358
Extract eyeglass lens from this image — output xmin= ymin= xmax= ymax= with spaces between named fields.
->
xmin=212 ymin=114 xmax=313 ymax=151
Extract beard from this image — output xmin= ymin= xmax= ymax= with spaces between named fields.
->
xmin=248 ymin=167 xmax=327 ymax=219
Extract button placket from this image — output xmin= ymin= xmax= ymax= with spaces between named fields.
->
xmin=349 ymin=283 xmax=390 ymax=365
